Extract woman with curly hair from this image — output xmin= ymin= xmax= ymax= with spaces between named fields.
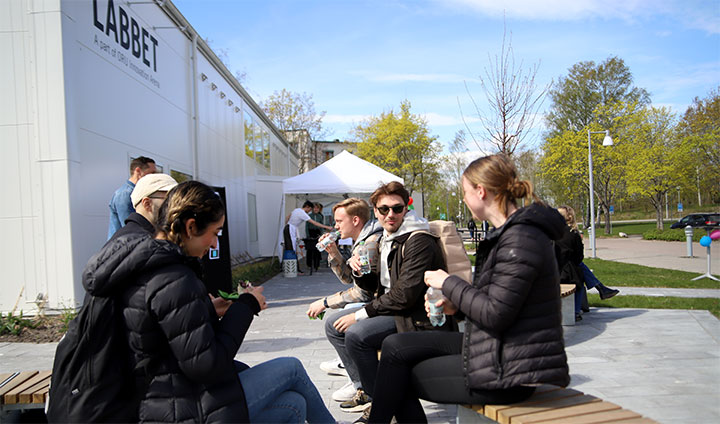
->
xmin=83 ymin=180 xmax=334 ymax=423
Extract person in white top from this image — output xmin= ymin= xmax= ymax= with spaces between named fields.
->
xmin=284 ymin=200 xmax=332 ymax=274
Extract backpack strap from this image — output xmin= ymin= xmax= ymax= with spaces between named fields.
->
xmin=400 ymin=230 xmax=436 ymax=259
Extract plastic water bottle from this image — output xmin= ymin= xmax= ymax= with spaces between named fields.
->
xmin=316 ymin=230 xmax=341 ymax=252
xmin=426 ymin=287 xmax=446 ymax=327
xmin=356 ymin=241 xmax=371 ymax=274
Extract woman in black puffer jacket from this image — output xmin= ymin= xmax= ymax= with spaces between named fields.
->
xmin=84 ymin=181 xmax=334 ymax=423
xmin=368 ymin=154 xmax=570 ymax=423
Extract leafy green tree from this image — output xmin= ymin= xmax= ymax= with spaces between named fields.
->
xmin=677 ymin=87 xmax=720 ymax=205
xmin=545 ymin=56 xmax=650 ymax=137
xmin=541 ymin=102 xmax=638 ymax=234
xmin=624 ymin=107 xmax=691 ymax=229
xmin=353 ymin=100 xmax=442 ymax=210
xmin=261 ymin=89 xmax=328 ymax=139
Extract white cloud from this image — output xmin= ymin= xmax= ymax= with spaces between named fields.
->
xmin=439 ymin=0 xmax=719 ymax=34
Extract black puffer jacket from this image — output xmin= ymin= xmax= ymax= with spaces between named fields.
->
xmin=83 ymin=234 xmax=260 ymax=423
xmin=364 ymin=231 xmax=452 ymax=332
xmin=443 ymin=203 xmax=570 ymax=390
xmin=555 ymin=226 xmax=584 ymax=286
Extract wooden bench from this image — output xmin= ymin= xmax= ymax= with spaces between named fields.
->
xmin=458 ymin=385 xmax=658 ymax=423
xmin=560 ymin=284 xmax=576 ymax=326
xmin=0 ymin=371 xmax=51 ymax=420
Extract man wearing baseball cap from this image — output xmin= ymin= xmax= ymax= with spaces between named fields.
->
xmin=108 ymin=173 xmax=178 ymax=242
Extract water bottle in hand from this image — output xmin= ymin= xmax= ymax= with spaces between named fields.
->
xmin=426 ymin=287 xmax=446 ymax=327
xmin=316 ymin=230 xmax=341 ymax=252
xmin=356 ymin=241 xmax=371 ymax=274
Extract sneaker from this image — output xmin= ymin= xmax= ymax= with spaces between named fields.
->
xmin=353 ymin=403 xmax=371 ymax=423
xmin=332 ymin=381 xmax=357 ymax=402
xmin=320 ymin=359 xmax=348 ymax=377
xmin=340 ymin=389 xmax=371 ymax=413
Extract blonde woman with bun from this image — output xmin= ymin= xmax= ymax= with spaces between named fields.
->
xmin=368 ymin=154 xmax=570 ymax=423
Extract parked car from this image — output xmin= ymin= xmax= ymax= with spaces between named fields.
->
xmin=670 ymin=213 xmax=720 ymax=229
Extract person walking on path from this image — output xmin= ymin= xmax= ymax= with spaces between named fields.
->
xmin=368 ymin=154 xmax=570 ymax=423
xmin=107 ymin=156 xmax=157 ymax=239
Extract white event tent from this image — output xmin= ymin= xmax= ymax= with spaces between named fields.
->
xmin=275 ymin=151 xmax=404 ymax=257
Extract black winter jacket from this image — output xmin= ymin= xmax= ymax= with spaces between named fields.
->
xmin=83 ymin=234 xmax=260 ymax=423
xmin=363 ymin=231 xmax=453 ymax=332
xmin=555 ymin=226 xmax=585 ymax=286
xmin=443 ymin=203 xmax=570 ymax=390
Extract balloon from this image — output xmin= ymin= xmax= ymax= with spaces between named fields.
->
xmin=408 ymin=197 xmax=414 ymax=205
xmin=699 ymin=236 xmax=712 ymax=247
xmin=408 ymin=204 xmax=415 ymax=210
xmin=711 ymin=229 xmax=720 ymax=241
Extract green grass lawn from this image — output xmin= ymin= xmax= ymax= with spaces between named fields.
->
xmin=583 ymin=258 xmax=718 ymax=289
xmin=588 ymin=293 xmax=720 ymax=318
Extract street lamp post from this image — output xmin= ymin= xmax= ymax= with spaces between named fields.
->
xmin=588 ymin=129 xmax=613 ymax=259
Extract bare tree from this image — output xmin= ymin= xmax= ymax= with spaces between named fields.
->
xmin=460 ymin=22 xmax=549 ymax=156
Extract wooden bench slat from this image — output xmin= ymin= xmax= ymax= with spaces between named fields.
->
xmin=560 ymin=284 xmax=576 ymax=297
xmin=0 ymin=371 xmax=38 ymax=400
xmin=531 ymin=408 xmax=642 ymax=424
xmin=18 ymin=379 xmax=51 ymax=404
xmin=32 ymin=385 xmax=51 ymax=404
xmin=513 ymin=401 xmax=623 ymax=424
xmin=496 ymin=394 xmax=600 ymax=424
xmin=0 ymin=373 xmax=14 ymax=387
xmin=606 ymin=418 xmax=658 ymax=424
xmin=485 ymin=388 xmax=585 ymax=420
xmin=3 ymin=371 xmax=51 ymax=405
xmin=463 ymin=385 xmax=565 ymax=416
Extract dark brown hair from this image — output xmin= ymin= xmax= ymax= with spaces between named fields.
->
xmin=463 ymin=154 xmax=539 ymax=217
xmin=130 ymin=156 xmax=155 ymax=173
xmin=370 ymin=181 xmax=410 ymax=207
xmin=155 ymin=181 xmax=225 ymax=252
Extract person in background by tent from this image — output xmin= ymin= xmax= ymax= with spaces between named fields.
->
xmin=284 ymin=200 xmax=333 ymax=275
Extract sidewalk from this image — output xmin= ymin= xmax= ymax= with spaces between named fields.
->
xmin=2 ymin=266 xmax=718 ymax=423
xmin=594 ymin=236 xmax=719 ymax=275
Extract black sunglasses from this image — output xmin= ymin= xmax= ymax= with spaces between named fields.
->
xmin=376 ymin=204 xmax=405 ymax=215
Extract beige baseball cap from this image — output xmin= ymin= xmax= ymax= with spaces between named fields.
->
xmin=131 ymin=173 xmax=178 ymax=207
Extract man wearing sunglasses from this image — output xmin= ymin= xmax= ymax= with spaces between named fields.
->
xmin=326 ymin=181 xmax=451 ymax=421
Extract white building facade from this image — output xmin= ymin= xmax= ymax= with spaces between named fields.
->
xmin=1 ymin=0 xmax=298 ymax=313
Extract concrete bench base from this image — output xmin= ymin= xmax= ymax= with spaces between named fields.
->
xmin=560 ymin=284 xmax=576 ymax=326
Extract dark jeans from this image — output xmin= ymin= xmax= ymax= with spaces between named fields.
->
xmin=368 ymin=331 xmax=536 ymax=423
xmin=305 ymin=231 xmax=321 ymax=270
xmin=325 ymin=307 xmax=397 ymax=395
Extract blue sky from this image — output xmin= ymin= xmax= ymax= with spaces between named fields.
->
xmin=173 ymin=0 xmax=719 ymax=152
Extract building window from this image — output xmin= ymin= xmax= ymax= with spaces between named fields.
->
xmin=170 ymin=169 xmax=193 ymax=183
xmin=324 ymin=150 xmax=334 ymax=161
xmin=247 ymin=193 xmax=258 ymax=242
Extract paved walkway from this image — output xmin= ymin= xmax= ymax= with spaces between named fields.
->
xmin=594 ymin=236 xmax=719 ymax=275
xmin=1 ymin=266 xmax=718 ymax=423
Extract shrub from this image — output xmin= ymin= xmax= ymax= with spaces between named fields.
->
xmin=0 ymin=311 xmax=37 ymax=336
xmin=231 ymin=258 xmax=281 ymax=289
xmin=642 ymin=228 xmax=703 ymax=242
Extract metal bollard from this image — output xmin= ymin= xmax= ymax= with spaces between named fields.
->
xmin=685 ymin=225 xmax=694 ymax=257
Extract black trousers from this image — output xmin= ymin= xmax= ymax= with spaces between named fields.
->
xmin=368 ymin=331 xmax=535 ymax=423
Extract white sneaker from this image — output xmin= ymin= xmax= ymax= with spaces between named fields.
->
xmin=332 ymin=381 xmax=357 ymax=402
xmin=320 ymin=359 xmax=348 ymax=376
